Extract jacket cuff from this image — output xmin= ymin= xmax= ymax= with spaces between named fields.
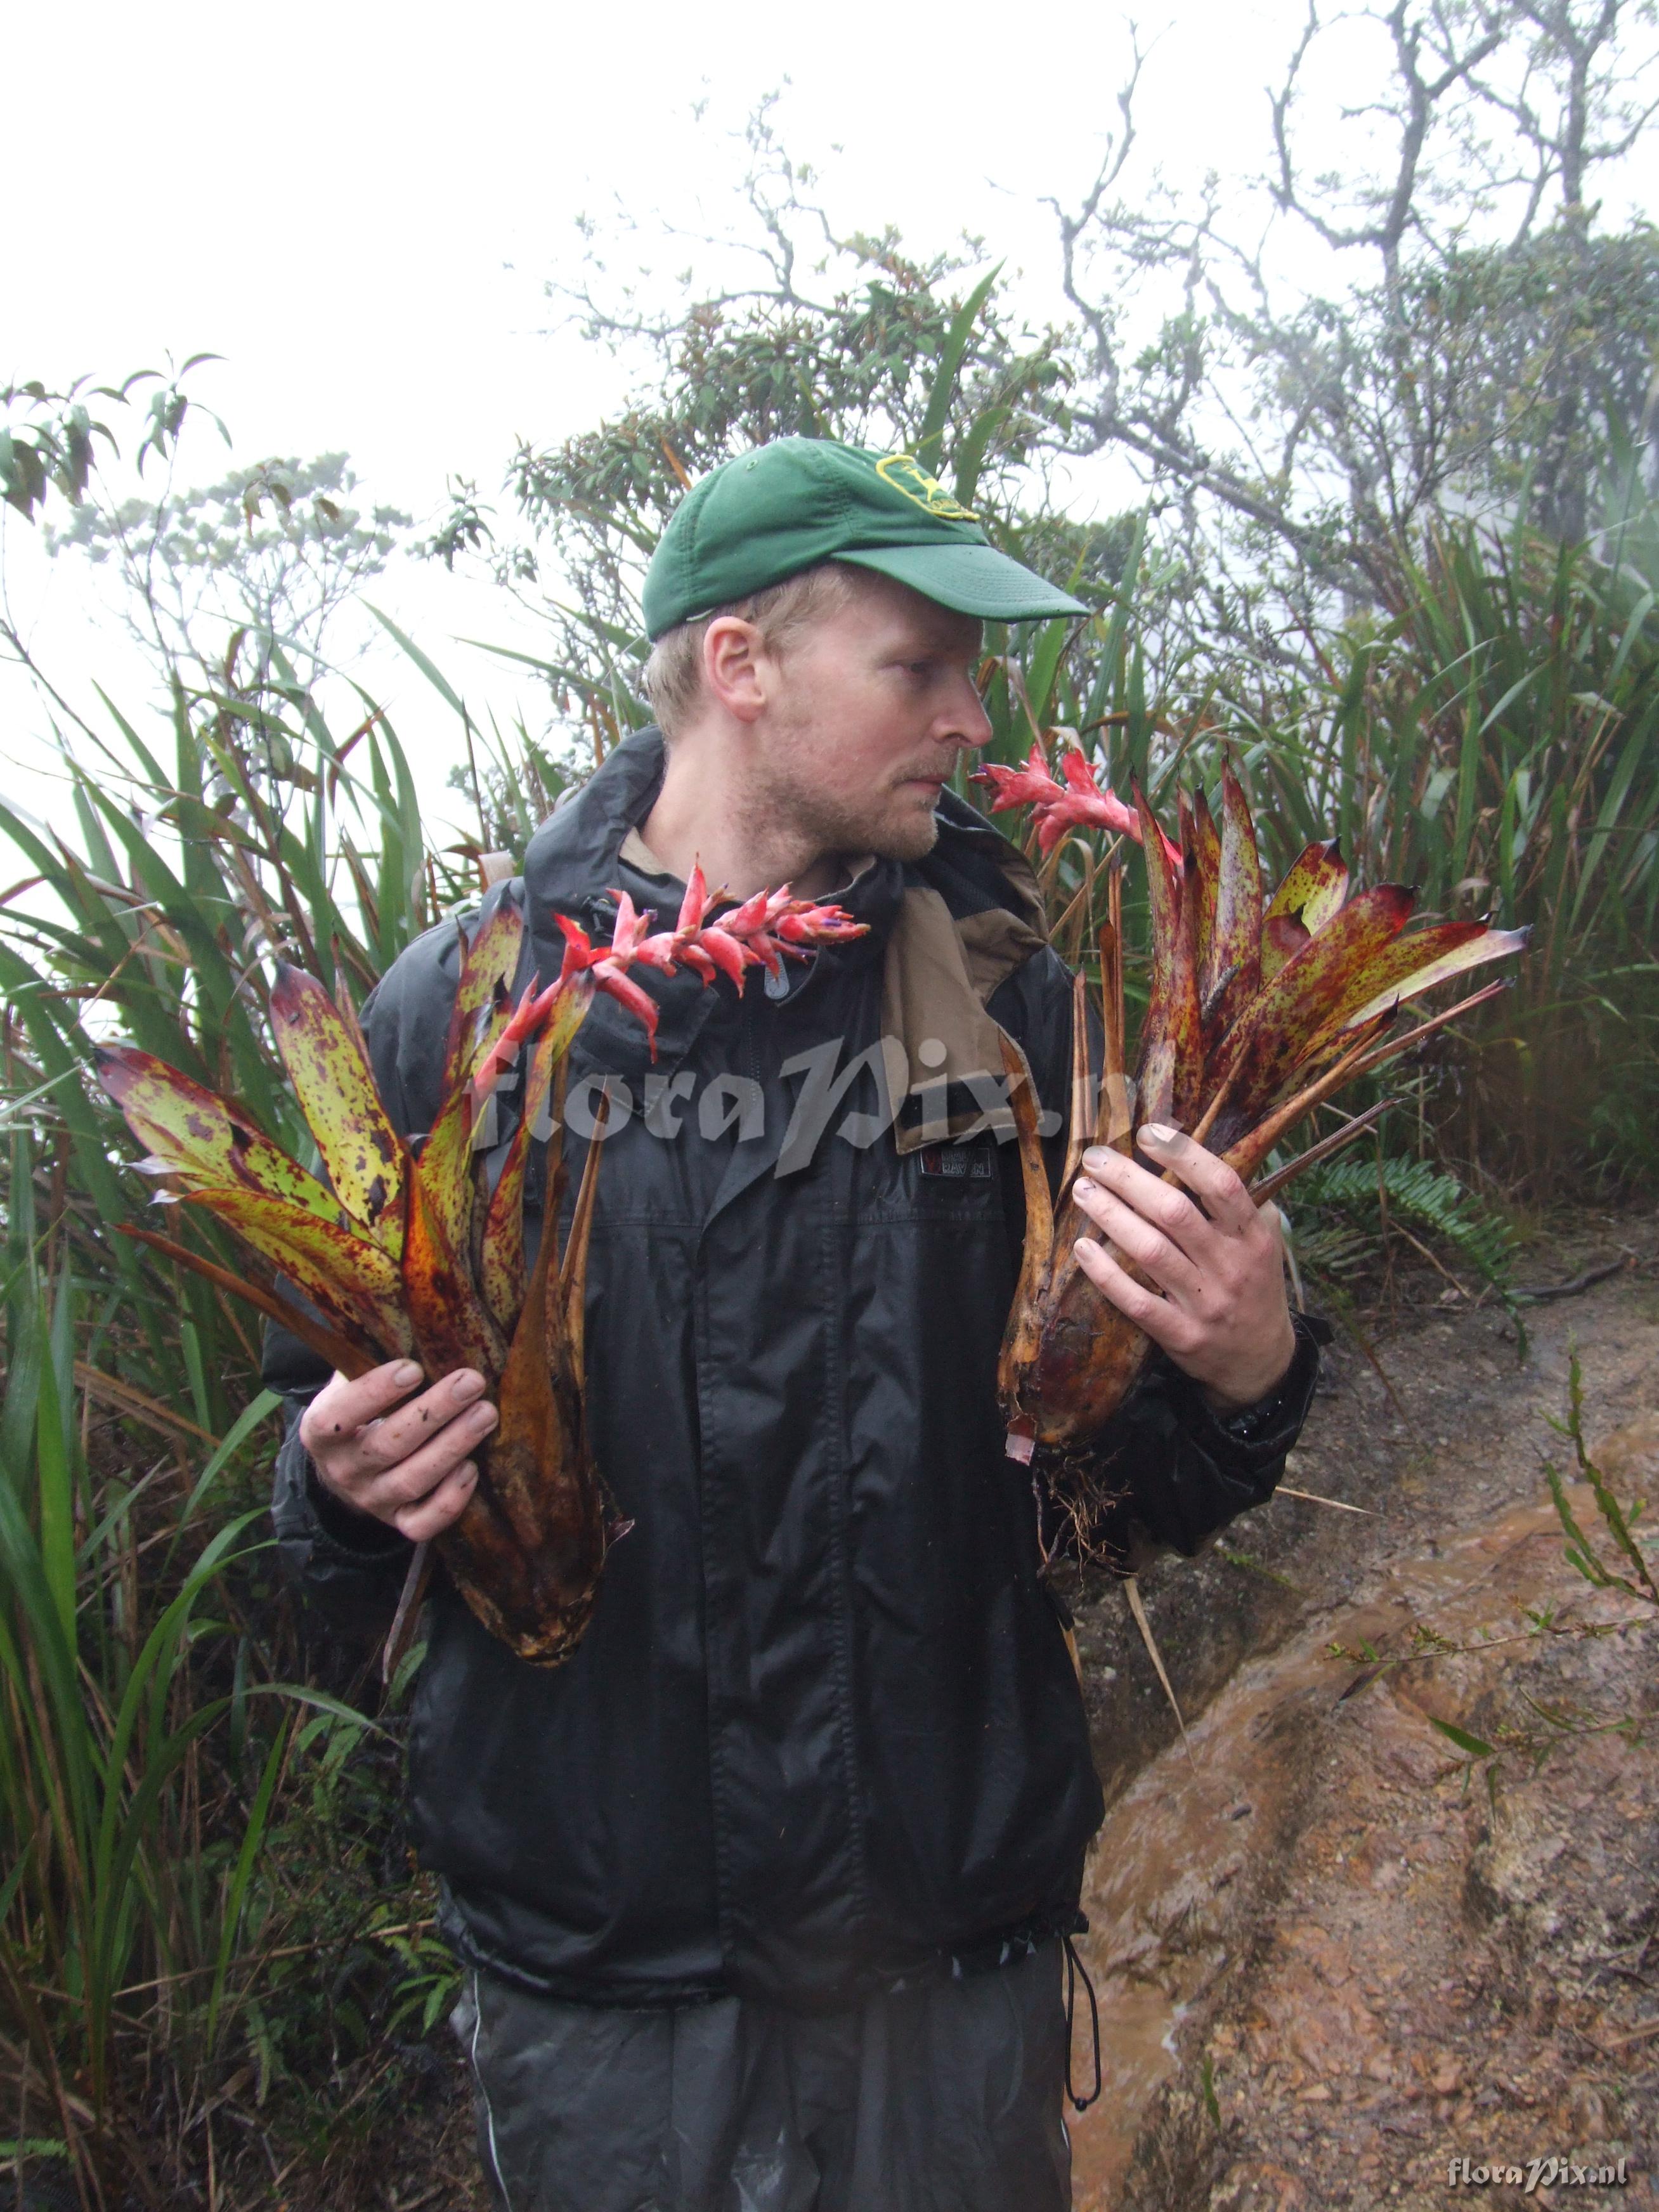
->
xmin=304 ymin=1461 xmax=411 ymax=1562
xmin=273 ymin=1412 xmax=409 ymax=1570
xmin=1164 ymin=1311 xmax=1330 ymax=1485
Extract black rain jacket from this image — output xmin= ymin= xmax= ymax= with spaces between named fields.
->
xmin=266 ymin=727 xmax=1322 ymax=2011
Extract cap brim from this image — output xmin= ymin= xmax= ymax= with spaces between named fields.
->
xmin=834 ymin=542 xmax=1087 ymax=621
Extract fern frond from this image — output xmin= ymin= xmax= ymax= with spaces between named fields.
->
xmin=1287 ymin=1152 xmax=1518 ymax=1298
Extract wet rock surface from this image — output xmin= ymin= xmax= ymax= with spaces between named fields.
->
xmin=1065 ymin=1213 xmax=1659 ymax=2210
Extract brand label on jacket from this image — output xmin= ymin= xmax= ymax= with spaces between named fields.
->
xmin=916 ymin=1142 xmax=996 ymax=1180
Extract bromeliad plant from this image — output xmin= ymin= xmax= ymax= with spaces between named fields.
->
xmin=95 ymin=869 xmax=864 ymax=1665
xmin=980 ymin=749 xmax=1526 ymax=1470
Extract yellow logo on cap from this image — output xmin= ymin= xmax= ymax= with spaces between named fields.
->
xmin=876 ymin=453 xmax=977 ymax=521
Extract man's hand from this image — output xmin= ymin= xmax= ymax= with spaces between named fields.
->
xmin=299 ymin=1360 xmax=497 ymax=1540
xmin=1071 ymin=1123 xmax=1296 ymax=1415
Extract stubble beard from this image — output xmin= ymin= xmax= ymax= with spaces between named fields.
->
xmin=750 ymin=719 xmax=944 ymax=867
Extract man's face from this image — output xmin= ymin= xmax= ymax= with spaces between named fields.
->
xmin=743 ymin=572 xmax=992 ymax=863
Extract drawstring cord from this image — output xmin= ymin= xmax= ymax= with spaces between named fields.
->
xmin=1063 ymin=1929 xmax=1102 ymax=2112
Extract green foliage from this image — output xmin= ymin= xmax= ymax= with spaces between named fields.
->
xmin=0 ymin=1225 xmax=368 ymax=2192
xmin=1428 ymin=1716 xmax=1499 ymax=1760
xmin=44 ymin=450 xmax=410 ymax=696
xmin=422 ymin=115 xmax=1131 ymax=767
xmin=0 ymin=614 xmax=492 ymax=2201
xmin=1394 ymin=230 xmax=1659 ymax=540
xmin=1545 ymin=1345 xmax=1659 ymax=1607
xmin=0 ymin=646 xmax=481 ymax=1405
xmin=988 ymin=500 xmax=1659 ymax=1192
xmin=1217 ymin=224 xmax=1659 ymax=576
xmin=443 ymin=32 xmax=1659 ymax=749
xmin=1229 ymin=514 xmax=1659 ymax=1187
xmin=1 ymin=361 xmax=221 ymax=525
xmin=1393 ymin=1348 xmax=1659 ymax=1788
xmin=420 ymin=110 xmax=1659 ymax=1190
xmin=1199 ymin=2052 xmax=1221 ymax=2127
xmin=205 ymin=1704 xmax=464 ymax=2166
xmin=1285 ymin=1152 xmax=1518 ymax=1298
xmin=443 ymin=708 xmax=581 ymax=859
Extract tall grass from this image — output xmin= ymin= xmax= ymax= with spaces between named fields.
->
xmin=0 ymin=651 xmax=479 ymax=1417
xmin=965 ymin=514 xmax=1659 ymax=1192
xmin=0 ymin=1218 xmax=447 ymax=2202
xmin=0 ymin=658 xmax=481 ymax=2202
xmin=1242 ymin=524 xmax=1659 ymax=1186
xmin=0 ymin=1206 xmax=280 ymax=2192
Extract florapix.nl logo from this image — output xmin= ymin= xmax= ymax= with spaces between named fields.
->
xmin=1447 ymin=2154 xmax=1631 ymax=2193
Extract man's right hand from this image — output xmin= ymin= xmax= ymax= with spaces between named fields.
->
xmin=299 ymin=1360 xmax=497 ymax=1541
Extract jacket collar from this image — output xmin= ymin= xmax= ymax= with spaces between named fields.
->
xmin=517 ymin=725 xmax=1044 ymax=1081
xmin=522 ymin=725 xmax=671 ymax=926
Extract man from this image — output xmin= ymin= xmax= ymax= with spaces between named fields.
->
xmin=267 ymin=438 xmax=1322 ymax=2211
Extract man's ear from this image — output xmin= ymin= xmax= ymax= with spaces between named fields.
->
xmin=703 ymin=616 xmax=769 ymax=724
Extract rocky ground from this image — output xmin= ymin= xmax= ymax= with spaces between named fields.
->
xmin=1065 ymin=1209 xmax=1659 ymax=2212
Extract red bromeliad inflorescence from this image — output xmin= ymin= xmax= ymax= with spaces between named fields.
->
xmin=96 ymin=873 xmax=864 ymax=1668
xmin=471 ymin=862 xmax=868 ymax=1091
xmin=975 ymin=741 xmax=1183 ymax=865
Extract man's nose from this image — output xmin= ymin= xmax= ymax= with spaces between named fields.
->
xmin=940 ymin=672 xmax=993 ymax=753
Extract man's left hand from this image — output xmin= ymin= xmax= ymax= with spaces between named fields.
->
xmin=1072 ymin=1123 xmax=1297 ymax=1415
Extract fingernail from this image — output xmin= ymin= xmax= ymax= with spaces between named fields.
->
xmin=1138 ymin=1122 xmax=1178 ymax=1146
xmin=470 ymin=1403 xmax=497 ymax=1429
xmin=394 ymin=1362 xmax=422 ymax=1386
xmin=1074 ymin=1176 xmax=1095 ymax=1197
xmin=452 ymin=1370 xmax=485 ymax=1399
xmin=459 ymin=1462 xmax=477 ymax=1486
xmin=1082 ymin=1147 xmax=1110 ymax=1170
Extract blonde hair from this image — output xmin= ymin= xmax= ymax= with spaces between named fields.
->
xmin=641 ymin=562 xmax=857 ymax=738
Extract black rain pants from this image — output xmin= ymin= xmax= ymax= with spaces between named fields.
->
xmin=451 ymin=1940 xmax=1073 ymax=2212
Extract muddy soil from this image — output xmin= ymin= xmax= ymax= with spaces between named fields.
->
xmin=1065 ymin=1209 xmax=1659 ymax=2211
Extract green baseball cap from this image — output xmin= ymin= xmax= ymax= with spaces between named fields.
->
xmin=641 ymin=436 xmax=1086 ymax=641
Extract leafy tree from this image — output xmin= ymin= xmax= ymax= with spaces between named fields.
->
xmin=3 ymin=370 xmax=410 ymax=762
xmin=1050 ymin=0 xmax=1659 ymax=598
xmin=1 ymin=366 xmax=204 ymax=741
xmin=432 ymin=4 xmax=1659 ymax=736
xmin=44 ymin=448 xmax=410 ymax=699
